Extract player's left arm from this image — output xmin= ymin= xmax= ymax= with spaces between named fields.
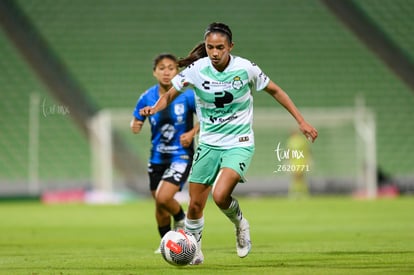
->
xmin=264 ymin=80 xmax=318 ymax=142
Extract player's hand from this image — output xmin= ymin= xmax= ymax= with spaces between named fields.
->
xmin=130 ymin=119 xmax=143 ymax=134
xmin=139 ymin=106 xmax=156 ymax=117
xmin=180 ymin=131 xmax=194 ymax=148
xmin=299 ymin=121 xmax=318 ymax=143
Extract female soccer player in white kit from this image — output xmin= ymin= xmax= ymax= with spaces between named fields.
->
xmin=140 ymin=22 xmax=318 ymax=265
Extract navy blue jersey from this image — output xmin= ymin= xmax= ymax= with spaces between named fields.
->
xmin=133 ymin=85 xmax=196 ymax=164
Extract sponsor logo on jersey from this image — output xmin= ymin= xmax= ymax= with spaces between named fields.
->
xmin=258 ymin=71 xmax=268 ymax=83
xmin=201 ymin=80 xmax=234 ymax=90
xmin=181 ymin=79 xmax=190 ymax=87
xmin=179 ymin=73 xmax=190 ymax=87
xmin=209 ymin=114 xmax=238 ymax=124
xmin=160 ymin=124 xmax=175 ymax=142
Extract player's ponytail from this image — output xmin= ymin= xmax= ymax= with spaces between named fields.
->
xmin=178 ymin=42 xmax=207 ymax=68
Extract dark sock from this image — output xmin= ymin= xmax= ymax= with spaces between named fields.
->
xmin=158 ymin=224 xmax=171 ymax=238
xmin=173 ymin=207 xmax=185 ymax=222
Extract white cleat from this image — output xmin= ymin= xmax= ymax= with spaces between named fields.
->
xmin=236 ymin=218 xmax=251 ymax=258
xmin=190 ymin=249 xmax=204 ymax=265
xmin=154 ymin=246 xmax=161 ymax=254
xmin=174 ymin=218 xmax=185 ymax=230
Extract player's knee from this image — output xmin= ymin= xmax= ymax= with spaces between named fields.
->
xmin=212 ymin=192 xmax=229 ymax=209
xmin=187 ymin=200 xmax=203 ymax=217
xmin=155 ymin=193 xmax=172 ymax=207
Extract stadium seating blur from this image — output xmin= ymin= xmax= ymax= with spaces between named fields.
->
xmin=0 ymin=0 xmax=413 ymax=195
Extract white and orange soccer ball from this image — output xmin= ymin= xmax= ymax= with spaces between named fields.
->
xmin=160 ymin=229 xmax=197 ymax=266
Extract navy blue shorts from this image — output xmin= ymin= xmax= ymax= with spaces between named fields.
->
xmin=148 ymin=162 xmax=191 ymax=191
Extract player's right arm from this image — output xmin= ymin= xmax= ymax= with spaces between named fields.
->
xmin=132 ymin=90 xmax=149 ymax=133
xmin=139 ymin=87 xmax=180 ymax=116
xmin=130 ymin=117 xmax=144 ymax=134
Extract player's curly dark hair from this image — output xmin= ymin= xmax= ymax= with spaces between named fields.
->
xmin=178 ymin=22 xmax=232 ymax=68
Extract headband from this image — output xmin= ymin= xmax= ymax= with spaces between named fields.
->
xmin=204 ymin=26 xmax=232 ymax=42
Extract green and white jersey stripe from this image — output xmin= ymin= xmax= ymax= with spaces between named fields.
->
xmin=172 ymin=55 xmax=270 ymax=149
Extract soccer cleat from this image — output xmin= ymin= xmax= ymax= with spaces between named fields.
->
xmin=190 ymin=248 xmax=204 ymax=265
xmin=173 ymin=217 xmax=185 ymax=230
xmin=236 ymin=218 xmax=251 ymax=258
xmin=154 ymin=245 xmax=161 ymax=254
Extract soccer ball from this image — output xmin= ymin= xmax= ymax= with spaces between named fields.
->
xmin=160 ymin=229 xmax=197 ymax=266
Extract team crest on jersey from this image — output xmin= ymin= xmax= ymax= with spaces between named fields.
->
xmin=232 ymin=76 xmax=243 ymax=90
xmin=174 ymin=103 xmax=185 ymax=116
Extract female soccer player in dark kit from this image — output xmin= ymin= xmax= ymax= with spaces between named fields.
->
xmin=131 ymin=53 xmax=199 ymax=253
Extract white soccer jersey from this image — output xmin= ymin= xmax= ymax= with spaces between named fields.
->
xmin=172 ymin=55 xmax=270 ymax=149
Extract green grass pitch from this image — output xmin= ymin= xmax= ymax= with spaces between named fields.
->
xmin=1 ymin=196 xmax=413 ymax=274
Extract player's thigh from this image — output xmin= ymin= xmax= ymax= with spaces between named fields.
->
xmin=156 ymin=180 xmax=181 ymax=204
xmin=212 ymin=167 xmax=241 ymax=206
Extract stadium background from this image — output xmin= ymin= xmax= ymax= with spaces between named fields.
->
xmin=0 ymin=0 xmax=413 ymax=198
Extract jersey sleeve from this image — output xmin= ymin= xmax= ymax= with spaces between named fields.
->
xmin=171 ymin=66 xmax=195 ymax=92
xmin=249 ymin=61 xmax=270 ymax=92
xmin=132 ymin=93 xmax=147 ymax=121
